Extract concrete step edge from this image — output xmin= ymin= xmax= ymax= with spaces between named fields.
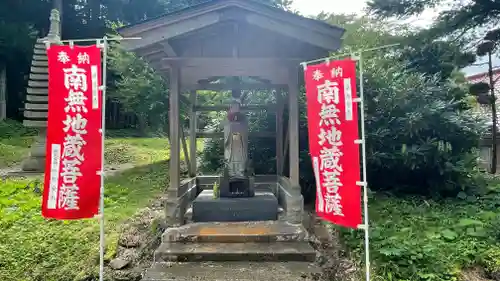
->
xmin=154 ymin=241 xmax=316 ymax=262
xmin=162 ymin=221 xmax=308 ymax=243
xmin=143 ymin=261 xmax=321 ymax=281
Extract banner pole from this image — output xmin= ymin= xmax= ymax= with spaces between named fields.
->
xmin=356 ymin=52 xmax=371 ymax=281
xmin=299 ymin=43 xmax=400 ymax=281
xmin=98 ymin=36 xmax=108 ymax=281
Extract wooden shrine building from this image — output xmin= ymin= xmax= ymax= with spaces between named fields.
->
xmin=118 ymin=0 xmax=345 ymax=227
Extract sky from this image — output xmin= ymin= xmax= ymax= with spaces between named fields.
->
xmin=291 ymin=0 xmax=497 ymax=76
xmin=291 ymin=0 xmax=438 ymax=27
xmin=291 ymin=0 xmax=367 ymax=16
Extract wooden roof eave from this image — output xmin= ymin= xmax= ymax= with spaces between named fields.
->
xmin=117 ymin=0 xmax=345 ymax=55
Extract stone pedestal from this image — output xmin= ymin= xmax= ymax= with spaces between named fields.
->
xmin=219 ymin=174 xmax=255 ymax=198
xmin=192 ymin=190 xmax=278 ymax=222
xmin=21 ymin=129 xmax=46 ymax=172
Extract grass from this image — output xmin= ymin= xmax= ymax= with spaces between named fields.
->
xmin=0 ymin=120 xmax=38 ymax=168
xmin=339 ymin=187 xmax=500 ymax=281
xmin=105 ymin=137 xmax=170 ymax=165
xmin=0 ymin=121 xmax=202 ymax=281
xmin=0 ymin=162 xmax=168 ymax=281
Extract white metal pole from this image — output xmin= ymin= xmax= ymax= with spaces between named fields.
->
xmin=357 ymin=52 xmax=371 ymax=281
xmin=99 ymin=36 xmax=108 ymax=281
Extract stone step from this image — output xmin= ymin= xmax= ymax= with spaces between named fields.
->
xmin=185 ymin=206 xmax=285 ymax=218
xmin=163 ymin=221 xmax=308 ymax=243
xmin=154 ymin=242 xmax=316 ymax=262
xmin=143 ymin=261 xmax=321 ymax=281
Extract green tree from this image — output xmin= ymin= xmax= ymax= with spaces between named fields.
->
xmin=318 ymin=14 xmax=476 ymax=81
xmin=367 ymin=0 xmax=500 ymax=42
xmin=107 ymin=43 xmax=170 ymax=133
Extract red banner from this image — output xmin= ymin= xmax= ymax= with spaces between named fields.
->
xmin=304 ymin=59 xmax=362 ymax=229
xmin=42 ymin=44 xmax=103 ymax=220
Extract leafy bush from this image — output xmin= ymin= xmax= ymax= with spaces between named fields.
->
xmin=339 ymin=189 xmax=500 ymax=281
xmin=361 ymin=56 xmax=486 ymax=196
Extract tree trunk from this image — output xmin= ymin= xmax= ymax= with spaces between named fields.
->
xmin=137 ymin=113 xmax=148 ymax=136
xmin=0 ymin=61 xmax=6 ymax=121
xmin=90 ymin=0 xmax=101 ymax=31
xmin=489 ymin=51 xmax=497 ymax=174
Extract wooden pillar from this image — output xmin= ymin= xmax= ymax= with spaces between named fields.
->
xmin=189 ymin=90 xmax=197 ymax=177
xmin=288 ymin=67 xmax=300 ymax=186
xmin=168 ymin=66 xmax=181 ymax=223
xmin=276 ymin=89 xmax=284 ymax=175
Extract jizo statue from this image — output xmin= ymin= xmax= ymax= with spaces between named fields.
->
xmin=223 ymin=97 xmax=248 ymax=178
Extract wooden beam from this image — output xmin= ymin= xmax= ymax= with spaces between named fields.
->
xmin=245 ymin=13 xmax=342 ymax=51
xmin=195 ymin=131 xmax=275 ymax=138
xmin=162 ymin=57 xmax=301 ymax=67
xmin=189 ymin=90 xmax=197 ymax=177
xmin=288 ymin=66 xmax=300 ymax=186
xmin=160 ymin=41 xmax=177 ymax=56
xmin=184 ymin=82 xmax=285 ymax=91
xmin=136 ymin=44 xmax=165 ymax=57
xmin=143 ymin=52 xmax=168 ymax=63
xmin=156 ymin=66 xmax=290 ymax=85
xmin=194 ymin=104 xmax=276 ymax=112
xmin=166 ymin=58 xmax=293 ymax=85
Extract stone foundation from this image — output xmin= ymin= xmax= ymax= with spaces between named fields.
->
xmin=192 ymin=190 xmax=278 ymax=222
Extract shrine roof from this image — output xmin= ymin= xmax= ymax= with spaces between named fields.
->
xmin=117 ymin=0 xmax=345 ymax=57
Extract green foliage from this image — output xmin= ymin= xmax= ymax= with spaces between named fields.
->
xmin=319 ymin=14 xmax=474 ymax=81
xmin=481 ymin=246 xmax=500 ymax=274
xmin=339 ymin=187 xmax=500 ymax=281
xmin=469 ymin=82 xmax=490 ymax=96
xmin=477 ymin=41 xmax=496 ymax=56
xmin=362 ymin=56 xmax=486 ymax=195
xmin=107 ymin=43 xmax=170 ymax=132
xmin=367 ymin=0 xmax=500 ymax=44
xmin=399 ymin=38 xmax=476 ymax=81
